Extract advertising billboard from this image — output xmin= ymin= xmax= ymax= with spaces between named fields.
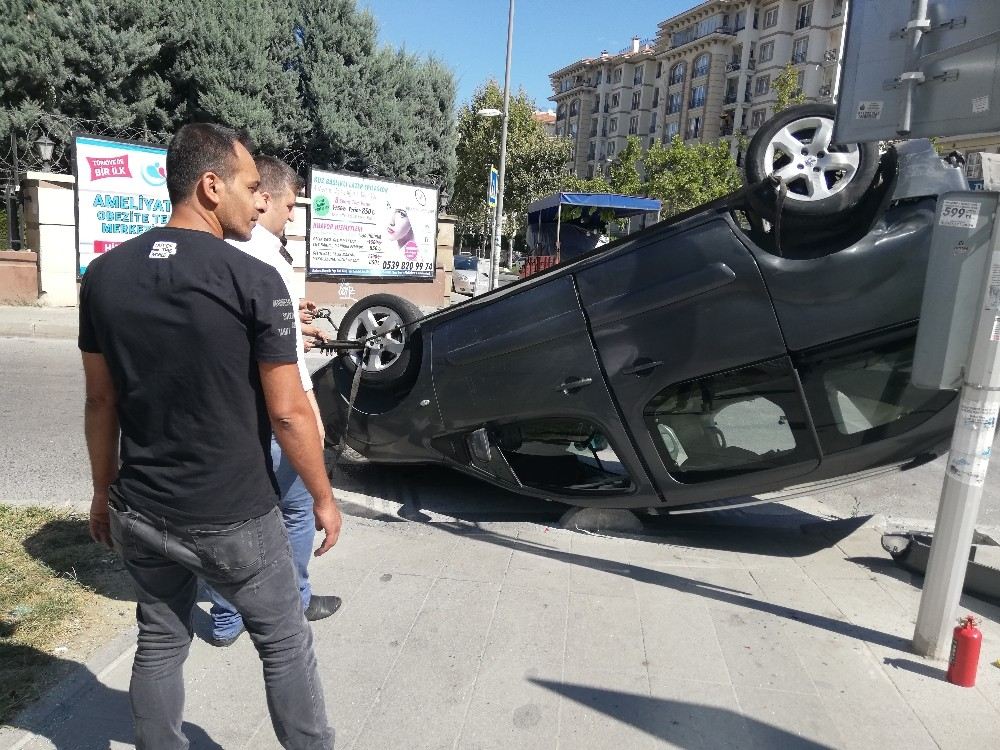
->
xmin=308 ymin=168 xmax=438 ymax=280
xmin=73 ymin=134 xmax=169 ymax=275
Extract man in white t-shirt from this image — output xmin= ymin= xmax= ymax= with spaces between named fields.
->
xmin=207 ymin=156 xmax=342 ymax=646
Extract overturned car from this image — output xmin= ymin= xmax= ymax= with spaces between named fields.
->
xmin=312 ymin=104 xmax=967 ymax=513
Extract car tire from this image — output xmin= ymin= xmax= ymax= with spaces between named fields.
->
xmin=338 ymin=294 xmax=422 ymax=390
xmin=745 ymin=103 xmax=879 ymax=221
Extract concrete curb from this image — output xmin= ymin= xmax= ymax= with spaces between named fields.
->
xmin=0 ymin=625 xmax=139 ymax=748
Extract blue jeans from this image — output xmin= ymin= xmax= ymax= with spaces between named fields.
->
xmin=108 ymin=497 xmax=333 ymax=749
xmin=208 ymin=436 xmax=315 ymax=640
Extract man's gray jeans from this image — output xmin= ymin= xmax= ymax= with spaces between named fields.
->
xmin=108 ymin=494 xmax=334 ymax=750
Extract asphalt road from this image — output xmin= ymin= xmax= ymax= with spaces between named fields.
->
xmin=3 ymin=335 xmax=1000 ymax=532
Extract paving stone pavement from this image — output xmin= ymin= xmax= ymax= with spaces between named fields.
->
xmin=4 ymin=492 xmax=1000 ymax=750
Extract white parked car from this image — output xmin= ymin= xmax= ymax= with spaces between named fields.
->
xmin=452 ymin=254 xmax=478 ymax=295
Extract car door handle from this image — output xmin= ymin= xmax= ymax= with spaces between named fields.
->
xmin=622 ymin=359 xmax=663 ymax=376
xmin=556 ymin=377 xmax=593 ymax=393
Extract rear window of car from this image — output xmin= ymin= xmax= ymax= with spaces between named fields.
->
xmin=454 ymin=255 xmax=477 ymax=271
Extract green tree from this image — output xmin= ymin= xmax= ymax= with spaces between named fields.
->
xmin=452 ymin=81 xmax=572 ymax=241
xmin=644 ymin=136 xmax=743 ymax=216
xmin=772 ymin=63 xmax=806 ymax=113
xmin=163 ymin=0 xmax=305 ymax=151
xmin=0 ymin=1 xmax=170 ymax=155
xmin=607 ymin=136 xmax=645 ymax=195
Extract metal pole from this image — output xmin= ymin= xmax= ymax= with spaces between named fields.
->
xmin=490 ymin=0 xmax=514 ymax=292
xmin=913 ymin=195 xmax=1000 ymax=658
xmin=555 ymin=202 xmax=562 ymax=264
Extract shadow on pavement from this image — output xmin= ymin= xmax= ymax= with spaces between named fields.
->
xmin=3 ymin=644 xmax=221 ymax=750
xmin=21 ymin=518 xmax=133 ymax=602
xmin=436 ymin=524 xmax=912 ymax=651
xmin=530 ymin=679 xmax=836 ymax=750
xmin=334 ymin=463 xmax=870 ymax=561
xmin=882 ymin=657 xmax=947 ymax=680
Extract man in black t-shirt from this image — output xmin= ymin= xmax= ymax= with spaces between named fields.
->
xmin=80 ymin=123 xmax=339 ymax=749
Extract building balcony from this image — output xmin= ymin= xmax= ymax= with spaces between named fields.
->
xmin=689 ymin=98 xmax=706 ymax=109
xmin=723 ymin=93 xmax=738 ymax=105
xmin=791 ymin=51 xmax=807 ymax=64
xmin=670 ymin=24 xmax=736 ymax=49
xmin=824 ymin=48 xmax=839 ymax=63
xmin=726 ymin=60 xmax=741 ymax=73
xmin=667 ymin=105 xmax=682 ymax=115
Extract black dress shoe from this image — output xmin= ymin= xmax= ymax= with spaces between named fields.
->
xmin=305 ymin=595 xmax=342 ymax=622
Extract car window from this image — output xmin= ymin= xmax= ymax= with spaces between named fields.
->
xmin=454 ymin=256 xmax=477 ymax=271
xmin=494 ymin=418 xmax=632 ymax=493
xmin=644 ymin=359 xmax=817 ymax=483
xmin=796 ymin=328 xmax=956 ymax=453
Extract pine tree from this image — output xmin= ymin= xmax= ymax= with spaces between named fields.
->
xmin=163 ymin=0 xmax=305 ymax=151
xmin=297 ymin=0 xmax=383 ymax=170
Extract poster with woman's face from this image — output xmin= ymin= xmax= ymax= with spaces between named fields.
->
xmin=307 ymin=169 xmax=438 ymax=279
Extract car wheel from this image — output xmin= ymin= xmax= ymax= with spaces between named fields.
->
xmin=745 ymin=103 xmax=879 ymax=221
xmin=338 ymin=294 xmax=422 ymax=389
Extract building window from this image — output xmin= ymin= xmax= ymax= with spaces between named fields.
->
xmin=669 ymin=61 xmax=686 ymax=85
xmin=796 ymin=2 xmax=813 ymax=29
xmin=590 ymin=118 xmax=598 ymax=137
xmin=734 ymin=10 xmax=746 ymax=30
xmin=763 ymin=6 xmax=779 ymax=28
xmin=792 ymin=36 xmax=809 ymax=63
xmin=754 ymin=75 xmax=770 ymax=96
xmin=556 ymin=103 xmax=566 ymax=120
xmin=664 ymin=121 xmax=680 ymax=141
xmin=595 ymin=69 xmax=603 ymax=85
xmin=751 ymin=108 xmax=766 ymax=128
xmin=759 ymin=41 xmax=774 ymax=63
xmin=629 ymin=115 xmax=639 ymax=135
xmin=652 ymin=88 xmax=660 ymax=108
xmin=569 ymin=122 xmax=578 ymax=138
xmin=608 ymin=140 xmax=617 ymax=156
xmin=667 ymin=91 xmax=683 ymax=114
xmin=587 ymin=165 xmax=595 ymax=179
xmin=634 ymin=66 xmax=644 ymax=85
xmin=609 ymin=117 xmax=618 ymax=134
xmin=832 ymin=0 xmax=845 ymax=17
xmin=656 ymin=61 xmax=663 ymax=79
xmin=593 ymin=94 xmax=601 ymax=113
xmin=588 ymin=142 xmax=596 ymax=160
xmin=649 ymin=111 xmax=658 ymax=133
xmin=689 ymin=84 xmax=706 ymax=108
xmin=569 ymin=99 xmax=580 ymax=117
xmin=611 ymin=92 xmax=620 ymax=109
xmin=796 ymin=70 xmax=805 ymax=90
xmin=693 ymin=53 xmax=710 ymax=79
xmin=613 ymin=66 xmax=623 ymax=83
xmin=631 ymin=91 xmax=641 ymax=110
xmin=686 ymin=115 xmax=702 ymax=139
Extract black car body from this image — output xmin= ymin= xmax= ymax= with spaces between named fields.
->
xmin=313 ymin=138 xmax=967 ymax=512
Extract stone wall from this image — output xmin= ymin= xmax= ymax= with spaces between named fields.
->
xmin=0 ymin=251 xmax=40 ymax=304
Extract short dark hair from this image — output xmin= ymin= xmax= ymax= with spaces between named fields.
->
xmin=255 ymin=155 xmax=303 ymax=197
xmin=165 ymin=123 xmax=256 ymax=204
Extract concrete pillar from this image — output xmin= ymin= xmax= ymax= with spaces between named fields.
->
xmin=21 ymin=172 xmax=77 ymax=307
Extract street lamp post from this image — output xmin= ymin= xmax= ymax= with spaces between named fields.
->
xmin=491 ymin=0 xmax=514 ymax=291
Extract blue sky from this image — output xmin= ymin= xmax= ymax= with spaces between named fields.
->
xmin=359 ymin=1 xmax=693 ymax=110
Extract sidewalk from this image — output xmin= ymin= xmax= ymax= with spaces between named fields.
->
xmin=0 ymin=306 xmax=78 ymax=340
xmin=3 ymin=492 xmax=999 ymax=749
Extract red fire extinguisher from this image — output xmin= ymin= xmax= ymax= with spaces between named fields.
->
xmin=946 ymin=615 xmax=982 ymax=687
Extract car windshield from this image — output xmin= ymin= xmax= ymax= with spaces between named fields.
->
xmin=454 ymin=255 xmax=477 ymax=271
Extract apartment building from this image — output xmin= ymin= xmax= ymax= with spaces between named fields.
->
xmin=549 ymin=0 xmax=847 ymax=179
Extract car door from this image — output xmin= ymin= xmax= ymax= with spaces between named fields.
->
xmin=574 ymin=215 xmax=822 ymax=508
xmin=430 ymin=274 xmax=661 ymax=505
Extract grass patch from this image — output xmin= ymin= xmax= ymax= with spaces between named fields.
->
xmin=0 ymin=505 xmax=131 ymax=722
